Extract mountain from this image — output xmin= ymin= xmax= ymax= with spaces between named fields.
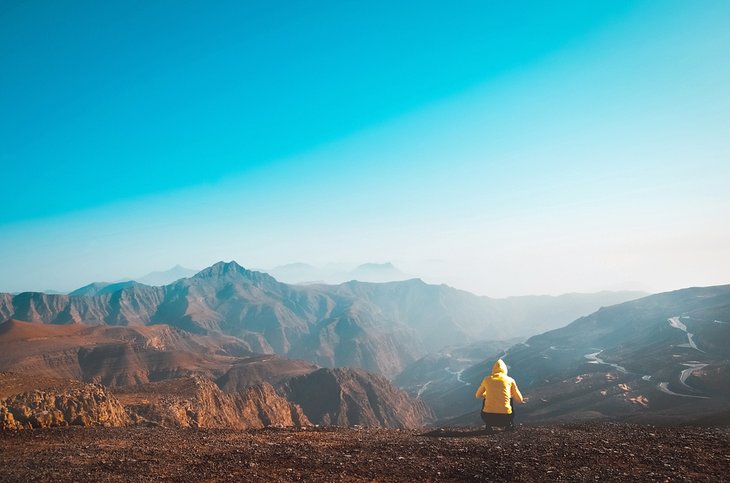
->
xmin=0 ymin=318 xmax=431 ymax=428
xmin=0 ymin=263 xmax=423 ymax=376
xmin=0 ymin=261 xmax=645 ymax=377
xmin=260 ymin=261 xmax=409 ymax=284
xmin=0 ymin=371 xmax=309 ymax=430
xmin=5 ymin=263 xmax=724 ymax=425
xmin=346 ymin=262 xmax=409 ymax=283
xmin=485 ymin=291 xmax=651 ymax=338
xmin=260 ymin=263 xmax=324 ymax=284
xmin=70 ymin=280 xmax=149 ymax=297
xmin=415 ymin=285 xmax=730 ymax=424
xmin=68 ymin=266 xmax=197 ymax=296
xmin=280 ymin=367 xmax=434 ymax=428
xmin=134 ymin=265 xmax=199 ymax=286
xmin=327 ymin=279 xmax=645 ymax=351
xmin=0 ymin=319 xmax=252 ymax=385
xmin=216 ymin=355 xmax=319 ymax=393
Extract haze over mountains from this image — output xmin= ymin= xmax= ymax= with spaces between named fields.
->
xmin=66 ymin=265 xmax=200 ymax=296
xmin=3 ymin=260 xmax=728 ymax=428
xmin=134 ymin=265 xmax=199 ymax=287
xmin=257 ymin=262 xmax=410 ymax=285
xmin=0 ymin=261 xmax=644 ymax=377
xmin=409 ymin=285 xmax=730 ymax=425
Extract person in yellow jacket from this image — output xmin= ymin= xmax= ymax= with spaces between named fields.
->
xmin=475 ymin=359 xmax=525 ymax=432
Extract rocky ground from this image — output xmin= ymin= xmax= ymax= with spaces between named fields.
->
xmin=1 ymin=423 xmax=728 ymax=482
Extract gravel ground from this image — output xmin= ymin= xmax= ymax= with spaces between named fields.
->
xmin=1 ymin=423 xmax=729 ymax=482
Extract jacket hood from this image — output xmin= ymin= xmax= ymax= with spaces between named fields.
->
xmin=491 ymin=359 xmax=508 ymax=375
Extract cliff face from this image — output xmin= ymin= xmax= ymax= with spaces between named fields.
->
xmin=216 ymin=355 xmax=318 ymax=393
xmin=0 ymin=374 xmax=130 ymax=430
xmin=0 ymin=316 xmax=435 ymax=430
xmin=0 ymin=372 xmax=309 ymax=431
xmin=118 ymin=376 xmax=309 ymax=429
xmin=280 ymin=368 xmax=434 ymax=429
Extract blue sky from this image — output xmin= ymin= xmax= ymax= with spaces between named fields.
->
xmin=1 ymin=1 xmax=729 ymax=295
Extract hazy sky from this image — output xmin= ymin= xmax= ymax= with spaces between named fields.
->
xmin=1 ymin=1 xmax=729 ymax=296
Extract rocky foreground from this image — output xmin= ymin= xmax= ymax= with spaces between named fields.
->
xmin=0 ymin=423 xmax=728 ymax=482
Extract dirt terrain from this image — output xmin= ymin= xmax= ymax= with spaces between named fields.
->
xmin=1 ymin=423 xmax=728 ymax=482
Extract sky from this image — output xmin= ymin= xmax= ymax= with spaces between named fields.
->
xmin=1 ymin=1 xmax=729 ymax=296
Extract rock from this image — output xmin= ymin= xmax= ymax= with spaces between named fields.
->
xmin=119 ymin=376 xmax=310 ymax=429
xmin=0 ymin=383 xmax=130 ymax=430
xmin=280 ymin=367 xmax=435 ymax=428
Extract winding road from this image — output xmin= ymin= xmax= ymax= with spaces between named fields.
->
xmin=444 ymin=368 xmax=471 ymax=386
xmin=668 ymin=316 xmax=704 ymax=353
xmin=583 ymin=345 xmax=711 ymax=399
xmin=416 ymin=380 xmax=432 ymax=398
xmin=584 ymin=350 xmax=630 ymax=374
xmin=654 ymin=317 xmax=711 ymax=397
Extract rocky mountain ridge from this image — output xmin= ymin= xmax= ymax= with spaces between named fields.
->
xmin=281 ymin=367 xmax=434 ymax=428
xmin=0 ymin=261 xmax=645 ymax=377
xmin=0 ymin=319 xmax=251 ymax=385
xmin=116 ymin=376 xmax=310 ymax=429
xmin=0 ymin=320 xmax=432 ymax=429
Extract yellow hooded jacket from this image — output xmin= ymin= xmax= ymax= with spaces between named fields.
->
xmin=475 ymin=359 xmax=524 ymax=414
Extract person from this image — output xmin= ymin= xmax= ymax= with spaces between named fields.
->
xmin=475 ymin=359 xmax=525 ymax=432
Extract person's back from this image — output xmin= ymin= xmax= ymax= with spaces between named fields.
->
xmin=475 ymin=359 xmax=524 ymax=431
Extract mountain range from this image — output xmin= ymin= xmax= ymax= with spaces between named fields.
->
xmin=0 ymin=260 xmax=656 ymax=428
xmin=0 ymin=319 xmax=433 ymax=428
xmin=0 ymin=261 xmax=644 ymax=377
xmin=1 ymin=261 xmax=728 ymax=426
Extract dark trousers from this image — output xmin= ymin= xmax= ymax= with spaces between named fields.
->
xmin=480 ymin=411 xmax=514 ymax=428
xmin=481 ymin=398 xmax=515 ymax=429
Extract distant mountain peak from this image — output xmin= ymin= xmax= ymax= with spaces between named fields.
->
xmin=193 ymin=261 xmax=278 ymax=285
xmin=355 ymin=262 xmax=397 ymax=270
xmin=134 ymin=265 xmax=199 ymax=286
xmin=343 ymin=277 xmax=425 ymax=287
xmin=196 ymin=260 xmax=245 ymax=276
xmin=279 ymin=262 xmax=317 ymax=269
xmin=70 ymin=280 xmax=147 ymax=297
xmin=347 ymin=262 xmax=408 ymax=283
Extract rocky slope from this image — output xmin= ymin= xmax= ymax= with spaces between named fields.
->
xmin=0 ymin=373 xmax=130 ymax=430
xmin=0 ymin=372 xmax=308 ymax=431
xmin=115 ymin=376 xmax=309 ymax=429
xmin=0 ymin=319 xmax=251 ymax=385
xmin=409 ymin=285 xmax=730 ymax=425
xmin=0 ymin=316 xmax=431 ymax=429
xmin=280 ymin=367 xmax=434 ymax=428
xmin=216 ymin=355 xmax=318 ymax=393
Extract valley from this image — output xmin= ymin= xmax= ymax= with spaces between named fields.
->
xmin=0 ymin=261 xmax=644 ymax=377
xmin=1 ymin=262 xmax=729 ymax=433
xmin=410 ymin=285 xmax=730 ymax=426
